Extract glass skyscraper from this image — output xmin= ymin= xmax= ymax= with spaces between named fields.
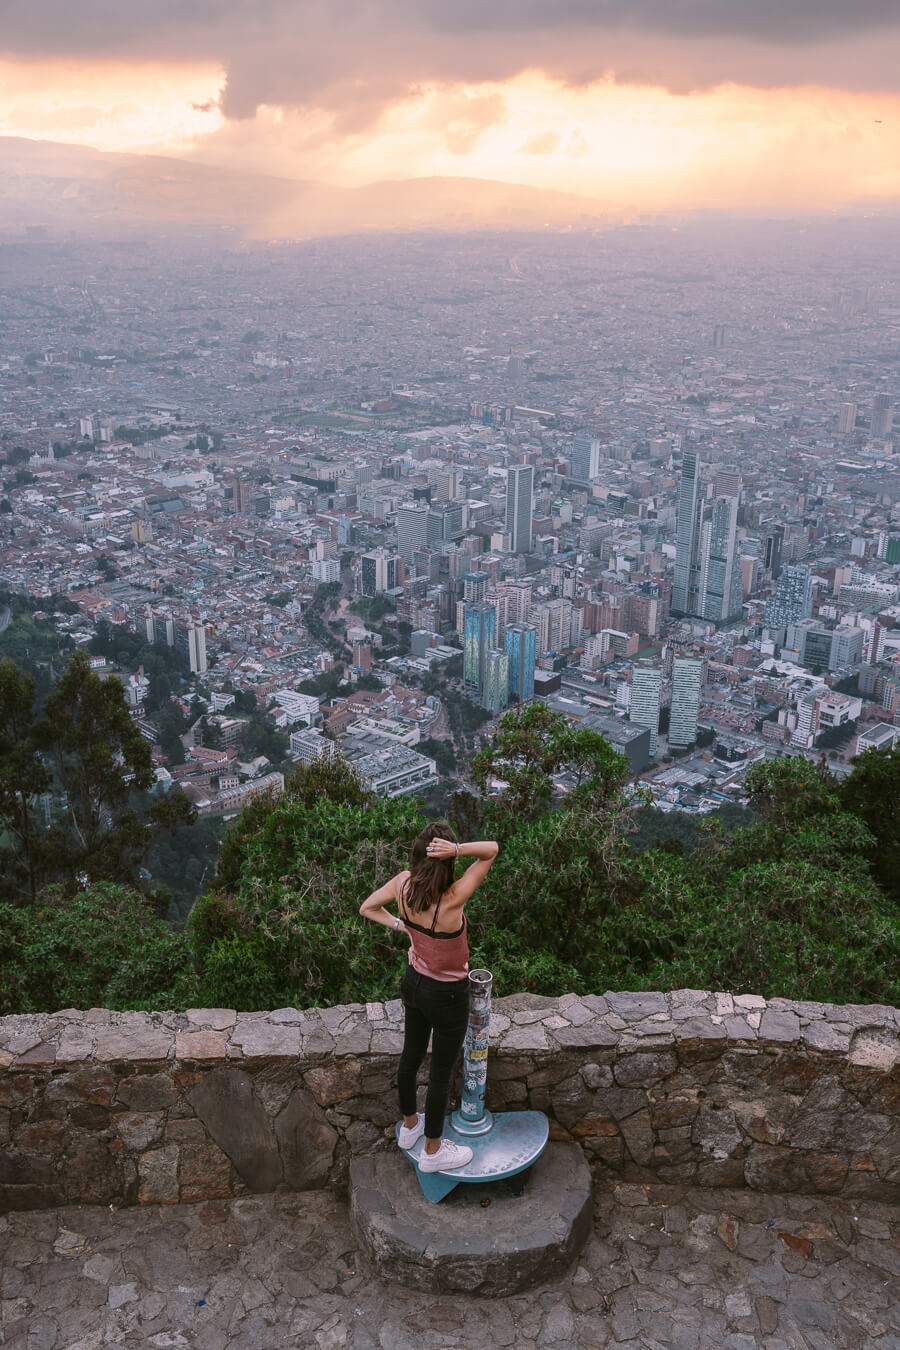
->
xmin=464 ymin=602 xmax=495 ymax=693
xmin=505 ymin=465 xmax=534 ymax=554
xmin=505 ymin=622 xmax=536 ymax=702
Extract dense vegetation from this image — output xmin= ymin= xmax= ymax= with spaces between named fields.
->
xmin=2 ymin=703 xmax=898 ymax=1015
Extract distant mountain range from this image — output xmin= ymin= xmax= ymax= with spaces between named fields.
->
xmin=0 ymin=136 xmax=629 ymax=238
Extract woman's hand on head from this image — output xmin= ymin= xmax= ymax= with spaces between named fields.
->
xmin=426 ymin=837 xmax=457 ymax=859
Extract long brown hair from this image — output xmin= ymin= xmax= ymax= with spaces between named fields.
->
xmin=401 ymin=821 xmax=458 ymax=916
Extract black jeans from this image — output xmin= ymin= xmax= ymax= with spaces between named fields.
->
xmin=397 ymin=966 xmax=470 ymax=1139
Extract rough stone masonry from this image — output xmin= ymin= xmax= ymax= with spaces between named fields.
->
xmin=1 ymin=989 xmax=898 ymax=1213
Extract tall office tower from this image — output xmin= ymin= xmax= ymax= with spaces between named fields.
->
xmin=464 ymin=602 xmax=495 ymax=693
xmin=714 ymin=466 xmax=742 ymax=499
xmin=764 ymin=564 xmax=813 ymax=629
xmin=712 ymin=324 xmax=726 ymax=348
xmin=630 ymin=663 xmax=663 ymax=760
xmin=669 ymin=657 xmax=703 ymax=749
xmin=506 ymin=622 xmax=536 ymax=702
xmin=503 ymin=579 xmax=533 ymax=624
xmin=175 ymin=620 xmax=207 ymax=674
xmin=484 ymin=589 xmax=509 ymax=644
xmin=396 ymin=503 xmax=433 ymax=560
xmin=482 ymin=648 xmax=509 ymax=716
xmin=360 ymin=548 xmax=403 ymax=596
xmin=463 ymin=570 xmax=490 ymax=602
xmin=232 ymin=477 xmax=253 ymax=514
xmin=837 ymin=401 xmax=857 ymax=435
xmin=505 ymin=465 xmax=534 ymax=554
xmin=792 ymin=693 xmax=819 ymax=749
xmin=570 ymin=432 xmax=601 ymax=482
xmin=740 ymin=554 xmax=759 ymax=599
xmin=437 ymin=469 xmax=460 ymax=501
xmin=763 ymin=525 xmax=785 ymax=579
xmin=871 ymin=393 xmax=893 ymax=439
xmin=152 ymin=613 xmax=175 ymax=648
xmin=672 ymin=453 xmax=702 ymax=616
xmin=698 ymin=494 xmax=743 ymax=622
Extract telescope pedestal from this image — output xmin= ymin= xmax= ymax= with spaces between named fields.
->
xmin=398 ymin=1109 xmax=550 ymax=1203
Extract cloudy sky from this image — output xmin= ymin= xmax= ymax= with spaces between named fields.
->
xmin=2 ymin=1 xmax=900 ymax=211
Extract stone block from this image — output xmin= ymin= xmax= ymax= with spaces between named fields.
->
xmin=13 ymin=1120 xmax=66 ymax=1153
xmin=871 ymin=1124 xmax=900 ymax=1183
xmin=110 ymin=1112 xmax=165 ymax=1151
xmin=605 ymin=991 xmax=668 ymax=1021
xmin=115 ymin=1073 xmax=178 ymax=1112
xmin=184 ymin=1008 xmax=237 ymax=1030
xmin=613 ymin=1051 xmax=676 ymax=1087
xmin=743 ymin=1144 xmax=807 ymax=1193
xmin=849 ymin=1027 xmax=900 ymax=1070
xmin=64 ymin=1137 xmax=119 ymax=1205
xmin=95 ymin=1027 xmax=172 ymax=1061
xmin=693 ymin=1104 xmax=742 ymax=1160
xmin=175 ymin=1031 xmax=228 ymax=1062
xmin=14 ymin=1042 xmax=56 ymax=1066
xmin=674 ymin=1017 xmax=726 ymax=1043
xmin=758 ymin=1010 xmax=801 ymax=1044
xmin=138 ymin=1144 xmax=179 ymax=1204
xmin=55 ymin=1029 xmax=94 ymax=1064
xmin=274 ymin=1087 xmax=337 ymax=1189
xmin=188 ymin=1067 xmax=282 ymax=1192
xmin=176 ymin=1128 xmax=233 ymax=1203
xmin=803 ymin=1022 xmax=850 ymax=1053
xmin=44 ymin=1066 xmax=116 ymax=1106
xmin=619 ymin=1108 xmax=654 ymax=1166
xmin=229 ymin=1022 xmax=301 ymax=1059
xmin=789 ymin=1076 xmax=891 ymax=1153
xmin=803 ymin=1152 xmax=849 ymax=1192
xmin=550 ymin=1023 xmax=618 ymax=1050
xmin=368 ymin=1029 xmax=402 ymax=1054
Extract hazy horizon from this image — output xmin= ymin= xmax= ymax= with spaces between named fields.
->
xmin=2 ymin=2 xmax=900 ymax=229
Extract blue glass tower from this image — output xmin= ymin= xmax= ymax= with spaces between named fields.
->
xmin=505 ymin=622 xmax=536 ymax=702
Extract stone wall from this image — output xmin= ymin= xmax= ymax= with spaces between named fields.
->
xmin=1 ymin=990 xmax=898 ymax=1214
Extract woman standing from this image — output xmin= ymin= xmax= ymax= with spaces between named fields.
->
xmin=359 ymin=822 xmax=498 ymax=1174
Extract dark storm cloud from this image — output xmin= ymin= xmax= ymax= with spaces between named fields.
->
xmin=5 ymin=1 xmax=900 ymax=125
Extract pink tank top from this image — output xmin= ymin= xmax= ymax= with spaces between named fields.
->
xmin=400 ymin=886 xmax=469 ymax=982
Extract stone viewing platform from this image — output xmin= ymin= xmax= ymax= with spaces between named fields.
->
xmin=2 ymin=990 xmax=899 ymax=1346
xmin=1 ymin=1180 xmax=898 ymax=1347
xmin=2 ymin=990 xmax=898 ymax=1213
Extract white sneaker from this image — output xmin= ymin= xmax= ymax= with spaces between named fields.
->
xmin=398 ymin=1115 xmax=425 ymax=1150
xmin=418 ymin=1139 xmax=473 ymax=1173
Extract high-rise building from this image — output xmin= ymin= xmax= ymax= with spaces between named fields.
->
xmin=360 ymin=549 xmax=403 ymax=596
xmin=672 ymin=453 xmax=701 ymax=616
xmin=464 ymin=603 xmax=495 ymax=693
xmin=871 ymin=393 xmax=893 ymax=439
xmin=505 ymin=622 xmax=536 ymax=702
xmin=570 ymin=433 xmax=601 ymax=482
xmin=669 ymin=657 xmax=703 ymax=749
xmin=463 ymin=571 xmax=490 ymax=602
xmin=396 ymin=503 xmax=441 ymax=560
xmin=482 ymin=649 xmax=509 ymax=716
xmin=173 ymin=620 xmax=207 ymax=674
xmin=837 ymin=401 xmax=857 ymax=435
xmin=698 ymin=494 xmax=743 ymax=622
xmin=764 ymin=564 xmax=813 ymax=630
xmin=763 ymin=525 xmax=785 ymax=579
xmin=505 ymin=465 xmax=534 ymax=554
xmin=630 ymin=663 xmax=663 ymax=760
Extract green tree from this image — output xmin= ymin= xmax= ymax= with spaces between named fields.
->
xmin=37 ymin=650 xmax=155 ymax=887
xmin=840 ymin=745 xmax=900 ymax=901
xmin=0 ymin=661 xmax=50 ymax=904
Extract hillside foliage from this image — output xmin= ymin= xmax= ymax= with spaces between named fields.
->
xmin=1 ymin=703 xmax=898 ymax=1015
